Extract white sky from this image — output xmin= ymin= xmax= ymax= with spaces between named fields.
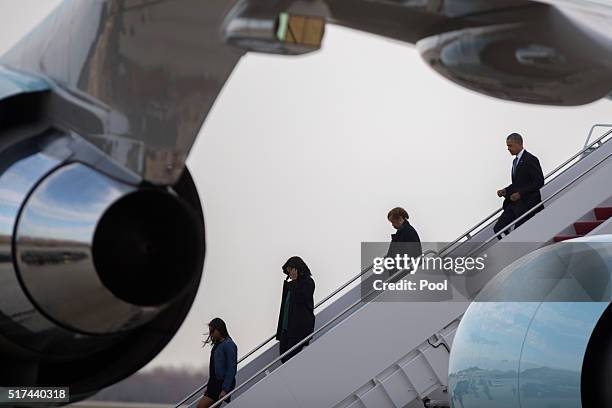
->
xmin=1 ymin=1 xmax=611 ymax=373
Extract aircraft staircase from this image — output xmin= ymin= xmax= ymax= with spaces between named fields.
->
xmin=554 ymin=206 xmax=612 ymax=241
xmin=175 ymin=124 xmax=612 ymax=408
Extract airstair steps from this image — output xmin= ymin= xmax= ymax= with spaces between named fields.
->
xmin=174 ymin=126 xmax=612 ymax=408
xmin=574 ymin=220 xmax=604 ymax=234
xmin=554 ymin=206 xmax=611 ymax=242
xmin=553 ymin=235 xmax=584 ymax=242
xmin=594 ymin=207 xmax=612 ymax=220
xmin=334 ymin=320 xmax=459 ymax=408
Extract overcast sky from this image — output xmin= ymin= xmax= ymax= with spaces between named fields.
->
xmin=1 ymin=1 xmax=611 ymax=374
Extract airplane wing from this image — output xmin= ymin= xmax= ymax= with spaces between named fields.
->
xmin=535 ymin=0 xmax=612 ymax=16
xmin=324 ymin=0 xmax=612 ymax=105
xmin=1 ymin=0 xmax=246 ymax=186
xmin=1 ymin=0 xmax=612 ymax=403
xmin=2 ymin=0 xmax=611 ymax=188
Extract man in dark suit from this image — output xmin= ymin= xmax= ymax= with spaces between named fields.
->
xmin=494 ymin=133 xmax=545 ymax=238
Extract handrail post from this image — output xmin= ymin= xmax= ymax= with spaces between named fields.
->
xmin=174 ymin=123 xmax=612 ymax=408
xmin=584 ymin=124 xmax=612 ymax=148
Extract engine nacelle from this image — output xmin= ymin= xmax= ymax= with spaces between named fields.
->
xmin=417 ymin=6 xmax=612 ymax=106
xmin=0 ymin=127 xmax=205 ymax=403
xmin=448 ymin=236 xmax=612 ymax=407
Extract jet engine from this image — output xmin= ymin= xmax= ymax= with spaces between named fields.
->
xmin=417 ymin=5 xmax=612 ymax=106
xmin=0 ymin=88 xmax=206 ymax=404
xmin=448 ymin=235 xmax=612 ymax=407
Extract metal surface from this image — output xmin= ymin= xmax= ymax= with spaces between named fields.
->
xmin=1 ymin=0 xmax=611 ymax=186
xmin=0 ymin=139 xmax=68 ymax=351
xmin=225 ymin=1 xmax=328 ymax=54
xmin=2 ymin=0 xmax=612 ymax=403
xmin=0 ymin=134 xmax=137 ymax=369
xmin=448 ymin=236 xmax=612 ymax=408
xmin=333 ymin=321 xmax=458 ymax=408
xmin=218 ymin=196 xmax=612 ymax=408
xmin=0 ymin=0 xmax=611 ymax=189
xmin=0 ymin=66 xmax=49 ymax=100
xmin=193 ymin=130 xmax=611 ymax=406
xmin=176 ymin=123 xmax=612 ymax=407
xmin=221 ymin=191 xmax=612 ymax=407
xmin=534 ymin=0 xmax=612 ymax=16
xmin=1 ymin=0 xmax=245 ymax=185
xmin=417 ymin=6 xmax=612 ymax=105
xmin=0 ymin=128 xmax=206 ymax=401
xmin=16 ymin=163 xmax=152 ymax=334
xmin=202 ymin=251 xmax=437 ymax=408
xmin=584 ymin=124 xmax=612 ymax=148
xmin=326 ymin=0 xmax=612 ymax=105
xmin=174 ymin=260 xmax=377 ymax=407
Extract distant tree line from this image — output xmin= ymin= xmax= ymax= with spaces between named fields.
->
xmin=89 ymin=366 xmax=207 ymax=404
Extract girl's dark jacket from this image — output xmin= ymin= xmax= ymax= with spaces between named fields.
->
xmin=211 ymin=337 xmax=237 ymax=393
xmin=275 ymin=276 xmax=315 ymax=341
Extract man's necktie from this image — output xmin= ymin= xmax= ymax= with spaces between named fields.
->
xmin=512 ymin=156 xmax=519 ymax=177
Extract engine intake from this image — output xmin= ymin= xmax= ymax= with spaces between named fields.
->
xmin=15 ymin=163 xmax=203 ymax=334
xmin=0 ymin=130 xmax=205 ymax=403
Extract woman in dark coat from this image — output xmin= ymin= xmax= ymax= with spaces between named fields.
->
xmin=276 ymin=256 xmax=315 ymax=363
xmin=386 ymin=207 xmax=422 ymax=265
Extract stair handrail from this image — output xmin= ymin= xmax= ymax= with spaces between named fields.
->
xmin=466 ymin=149 xmax=612 ymax=257
xmin=205 ymin=147 xmax=612 ymax=408
xmin=436 ymin=125 xmax=612 ymax=256
xmin=175 ymin=124 xmax=612 ymax=407
xmin=203 ymin=250 xmax=439 ymax=408
xmin=584 ymin=123 xmax=612 ymax=149
xmin=173 ymin=262 xmax=375 ymax=407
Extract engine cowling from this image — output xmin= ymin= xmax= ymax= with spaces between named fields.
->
xmin=417 ymin=6 xmax=612 ymax=106
xmin=448 ymin=236 xmax=612 ymax=407
xmin=0 ymin=128 xmax=205 ymax=403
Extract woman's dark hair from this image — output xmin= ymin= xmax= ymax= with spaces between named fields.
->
xmin=388 ymin=207 xmax=409 ymax=221
xmin=282 ymin=256 xmax=311 ymax=278
xmin=202 ymin=317 xmax=230 ymax=347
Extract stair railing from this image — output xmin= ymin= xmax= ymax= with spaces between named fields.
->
xmin=175 ymin=124 xmax=612 ymax=407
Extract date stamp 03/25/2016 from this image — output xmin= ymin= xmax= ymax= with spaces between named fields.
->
xmin=0 ymin=387 xmax=70 ymax=404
